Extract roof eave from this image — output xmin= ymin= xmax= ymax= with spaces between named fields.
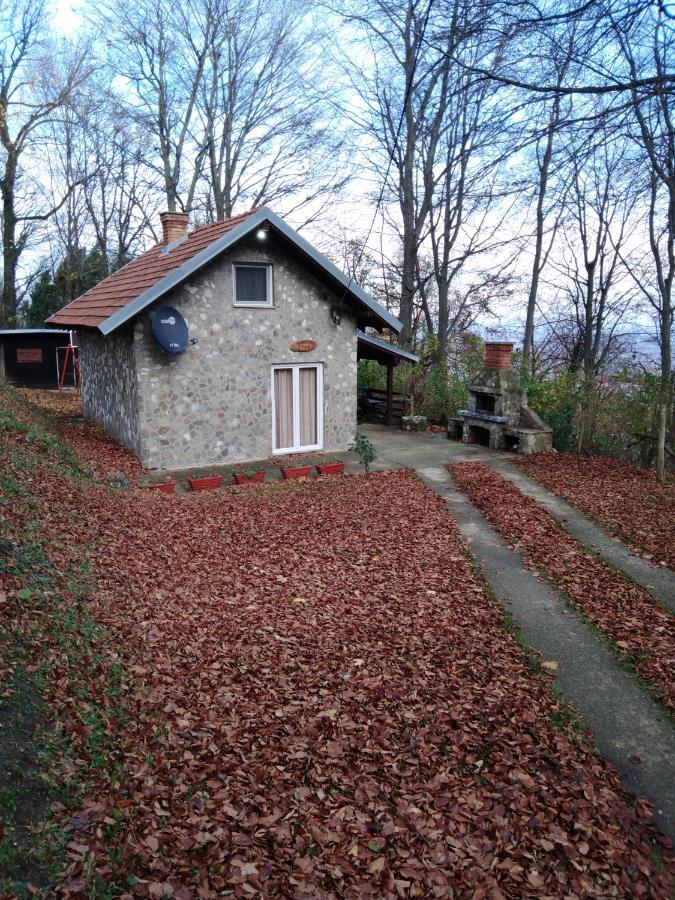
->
xmin=96 ymin=207 xmax=401 ymax=336
xmin=357 ymin=330 xmax=418 ymax=364
xmin=262 ymin=211 xmax=403 ymax=334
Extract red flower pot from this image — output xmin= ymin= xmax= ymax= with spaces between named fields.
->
xmin=280 ymin=465 xmax=312 ymax=480
xmin=188 ymin=475 xmax=223 ymax=491
xmin=151 ymin=481 xmax=175 ymax=493
xmin=233 ymin=471 xmax=265 ymax=485
xmin=315 ymin=462 xmax=345 ymax=476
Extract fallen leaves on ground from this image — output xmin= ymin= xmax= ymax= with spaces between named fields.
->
xmin=450 ymin=462 xmax=675 ymax=712
xmin=17 ymin=387 xmax=82 ymax=420
xmin=512 ymin=453 xmax=675 ymax=569
xmin=1 ymin=387 xmax=673 ymax=897
xmin=56 ymin=418 xmax=148 ymax=482
xmin=18 ymin=387 xmax=147 ymax=482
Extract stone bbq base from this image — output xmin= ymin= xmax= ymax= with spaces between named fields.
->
xmin=461 ymin=417 xmax=552 ymax=454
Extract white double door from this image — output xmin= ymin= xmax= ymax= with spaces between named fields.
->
xmin=272 ymin=363 xmax=323 ymax=453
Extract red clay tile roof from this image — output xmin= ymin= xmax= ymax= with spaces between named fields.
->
xmin=47 ymin=211 xmax=255 ymax=330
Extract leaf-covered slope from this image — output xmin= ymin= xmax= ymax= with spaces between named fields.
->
xmin=0 ymin=386 xmax=673 ymax=897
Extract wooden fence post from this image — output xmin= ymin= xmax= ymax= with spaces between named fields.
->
xmin=386 ymin=363 xmax=394 ymax=426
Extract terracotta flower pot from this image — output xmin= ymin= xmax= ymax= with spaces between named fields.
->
xmin=315 ymin=462 xmax=345 ymax=476
xmin=188 ymin=475 xmax=223 ymax=491
xmin=233 ymin=471 xmax=265 ymax=485
xmin=151 ymin=481 xmax=175 ymax=493
xmin=280 ymin=465 xmax=312 ymax=480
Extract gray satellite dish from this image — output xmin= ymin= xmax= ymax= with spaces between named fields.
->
xmin=151 ymin=306 xmax=189 ymax=354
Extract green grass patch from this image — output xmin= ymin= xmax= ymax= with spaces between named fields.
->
xmin=0 ymin=385 xmax=130 ymax=896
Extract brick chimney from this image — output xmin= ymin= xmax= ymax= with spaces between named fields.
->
xmin=160 ymin=211 xmax=189 ymax=245
xmin=484 ymin=342 xmax=513 ymax=370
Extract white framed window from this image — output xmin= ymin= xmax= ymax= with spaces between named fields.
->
xmin=271 ymin=363 xmax=323 ymax=454
xmin=233 ymin=263 xmax=273 ymax=307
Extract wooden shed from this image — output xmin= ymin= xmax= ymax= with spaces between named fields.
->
xmin=0 ymin=329 xmax=77 ymax=389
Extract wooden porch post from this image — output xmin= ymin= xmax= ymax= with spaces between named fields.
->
xmin=386 ymin=362 xmax=394 ymax=426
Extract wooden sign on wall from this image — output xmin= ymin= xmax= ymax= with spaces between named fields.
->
xmin=16 ymin=348 xmax=43 ymax=363
xmin=290 ymin=340 xmax=317 ymax=353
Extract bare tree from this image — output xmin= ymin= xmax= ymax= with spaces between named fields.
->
xmin=43 ymin=101 xmax=88 ymax=303
xmin=431 ymin=0 xmax=675 ymax=100
xmin=612 ymin=3 xmax=674 ymax=480
xmin=78 ymin=92 xmax=158 ymax=272
xmin=425 ymin=4 xmax=516 ymax=363
xmin=323 ymin=226 xmax=402 ymax=313
xmin=338 ymin=0 xmax=451 ymax=348
xmin=548 ymin=142 xmax=637 ymax=449
xmin=195 ymin=0 xmax=347 ymax=224
xmin=96 ymin=0 xmax=216 ymax=215
xmin=0 ymin=0 xmax=91 ymax=325
xmin=337 ymin=0 xmax=520 ymax=351
xmin=521 ymin=28 xmax=576 ymax=382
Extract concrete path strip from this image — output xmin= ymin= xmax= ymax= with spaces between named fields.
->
xmin=417 ymin=464 xmax=675 ymax=841
xmin=488 ymin=460 xmax=675 ymax=614
xmin=359 ymin=424 xmax=675 ymax=613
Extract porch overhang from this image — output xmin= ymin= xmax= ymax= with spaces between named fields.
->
xmin=357 ymin=331 xmax=417 ymax=427
xmin=357 ymin=331 xmax=418 ymax=366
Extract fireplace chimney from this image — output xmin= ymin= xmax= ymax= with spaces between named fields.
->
xmin=159 ymin=211 xmax=189 ymax=245
xmin=484 ymin=342 xmax=513 ymax=370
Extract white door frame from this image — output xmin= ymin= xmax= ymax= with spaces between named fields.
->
xmin=271 ymin=363 xmax=323 ymax=454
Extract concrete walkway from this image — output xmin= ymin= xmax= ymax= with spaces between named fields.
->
xmin=359 ymin=425 xmax=675 ymax=838
xmin=360 ymin=425 xmax=675 ymax=612
xmin=487 ymin=459 xmax=675 ymax=613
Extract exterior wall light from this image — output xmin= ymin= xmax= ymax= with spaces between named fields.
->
xmin=256 ymin=228 xmax=267 ymax=239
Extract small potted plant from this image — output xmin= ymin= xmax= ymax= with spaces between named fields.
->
xmin=150 ymin=480 xmax=176 ymax=493
xmin=188 ymin=472 xmax=224 ymax=491
xmin=280 ymin=462 xmax=312 ymax=480
xmin=233 ymin=468 xmax=266 ymax=485
xmin=316 ymin=460 xmax=345 ymax=476
xmin=139 ymin=480 xmax=176 ymax=493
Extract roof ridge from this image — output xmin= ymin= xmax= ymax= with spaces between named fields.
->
xmin=47 ymin=207 xmax=402 ymax=334
xmin=189 ymin=211 xmax=254 ymax=235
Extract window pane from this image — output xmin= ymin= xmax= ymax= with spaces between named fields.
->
xmin=299 ymin=367 xmax=317 ymax=447
xmin=274 ymin=368 xmax=294 ymax=450
xmin=236 ymin=266 xmax=268 ymax=304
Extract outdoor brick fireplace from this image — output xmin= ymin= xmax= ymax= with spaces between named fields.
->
xmin=457 ymin=343 xmax=553 ymax=454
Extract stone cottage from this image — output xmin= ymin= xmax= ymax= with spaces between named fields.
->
xmin=48 ymin=208 xmax=415 ymax=469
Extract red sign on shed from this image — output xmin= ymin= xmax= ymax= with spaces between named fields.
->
xmin=289 ymin=340 xmax=317 ymax=353
xmin=16 ymin=348 xmax=43 ymax=363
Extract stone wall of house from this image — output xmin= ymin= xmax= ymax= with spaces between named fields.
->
xmin=132 ymin=234 xmax=358 ymax=469
xmin=78 ymin=326 xmax=141 ymax=455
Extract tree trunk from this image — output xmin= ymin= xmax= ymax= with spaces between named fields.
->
xmin=522 ymin=103 xmax=558 ymax=384
xmin=398 ymin=2 xmax=417 ymax=350
xmin=656 ymin=401 xmax=667 ymax=481
xmin=576 ymin=258 xmax=596 ymax=454
xmin=1 ymin=154 xmax=18 ymax=327
xmin=656 ymin=298 xmax=672 ymax=482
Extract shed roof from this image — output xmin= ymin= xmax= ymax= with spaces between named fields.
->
xmin=1 ymin=328 xmax=70 ymax=336
xmin=47 ymin=207 xmax=402 ymax=335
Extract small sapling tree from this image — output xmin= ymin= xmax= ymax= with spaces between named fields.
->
xmin=349 ymin=433 xmax=376 ymax=474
